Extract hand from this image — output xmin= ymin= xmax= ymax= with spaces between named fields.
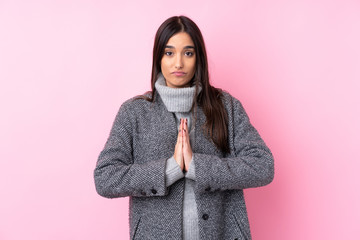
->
xmin=182 ymin=118 xmax=193 ymax=171
xmin=174 ymin=119 xmax=184 ymax=170
xmin=173 ymin=118 xmax=193 ymax=172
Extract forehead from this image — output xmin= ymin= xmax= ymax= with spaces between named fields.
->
xmin=166 ymin=32 xmax=194 ymax=47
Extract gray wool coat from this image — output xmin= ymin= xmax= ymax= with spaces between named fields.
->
xmin=94 ymin=91 xmax=274 ymax=240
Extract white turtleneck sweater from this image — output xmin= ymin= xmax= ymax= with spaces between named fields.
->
xmin=155 ymin=74 xmax=200 ymax=240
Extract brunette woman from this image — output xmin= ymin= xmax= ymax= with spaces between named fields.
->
xmin=94 ymin=15 xmax=274 ymax=240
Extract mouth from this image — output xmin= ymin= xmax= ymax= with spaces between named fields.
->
xmin=172 ymin=71 xmax=186 ymax=77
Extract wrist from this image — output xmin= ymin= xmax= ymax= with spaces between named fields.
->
xmin=174 ymin=155 xmax=184 ymax=170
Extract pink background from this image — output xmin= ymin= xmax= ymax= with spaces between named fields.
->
xmin=1 ymin=0 xmax=359 ymax=239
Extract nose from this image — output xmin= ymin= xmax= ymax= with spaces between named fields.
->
xmin=175 ymin=54 xmax=183 ymax=69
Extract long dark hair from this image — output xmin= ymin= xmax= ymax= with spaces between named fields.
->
xmin=145 ymin=16 xmax=229 ymax=153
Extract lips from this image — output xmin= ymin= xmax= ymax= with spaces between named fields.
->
xmin=172 ymin=71 xmax=186 ymax=77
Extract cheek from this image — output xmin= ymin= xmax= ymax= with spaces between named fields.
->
xmin=190 ymin=59 xmax=196 ymax=72
xmin=160 ymin=59 xmax=164 ymax=71
xmin=161 ymin=59 xmax=170 ymax=73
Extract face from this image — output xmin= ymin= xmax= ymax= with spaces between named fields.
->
xmin=160 ymin=32 xmax=196 ymax=88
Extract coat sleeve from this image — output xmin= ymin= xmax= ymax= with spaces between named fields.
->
xmin=94 ymin=101 xmax=168 ymax=198
xmin=193 ymin=95 xmax=274 ymax=194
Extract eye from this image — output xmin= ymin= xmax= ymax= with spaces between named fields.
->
xmin=185 ymin=51 xmax=194 ymax=57
xmin=164 ymin=51 xmax=173 ymax=56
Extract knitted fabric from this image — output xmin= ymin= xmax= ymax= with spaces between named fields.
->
xmin=154 ymin=73 xmax=199 ymax=113
xmin=155 ymin=74 xmax=200 ymax=239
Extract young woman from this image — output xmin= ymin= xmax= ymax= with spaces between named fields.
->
xmin=94 ymin=16 xmax=274 ymax=240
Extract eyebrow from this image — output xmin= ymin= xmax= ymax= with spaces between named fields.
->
xmin=165 ymin=45 xmax=195 ymax=49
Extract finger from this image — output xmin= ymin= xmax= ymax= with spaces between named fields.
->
xmin=181 ymin=118 xmax=184 ymax=137
xmin=183 ymin=118 xmax=190 ymax=143
xmin=177 ymin=119 xmax=183 ymax=143
xmin=182 ymin=118 xmax=192 ymax=171
xmin=174 ymin=119 xmax=184 ymax=170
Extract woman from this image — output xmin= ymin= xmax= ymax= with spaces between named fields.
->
xmin=94 ymin=16 xmax=274 ymax=240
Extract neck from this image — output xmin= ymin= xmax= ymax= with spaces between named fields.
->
xmin=155 ymin=73 xmax=201 ymax=112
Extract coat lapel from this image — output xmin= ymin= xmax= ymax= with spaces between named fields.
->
xmin=153 ymin=92 xmax=178 ymax=149
xmin=194 ymin=105 xmax=208 ymax=153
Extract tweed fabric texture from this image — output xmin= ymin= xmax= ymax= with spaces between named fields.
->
xmin=94 ymin=90 xmax=274 ymax=240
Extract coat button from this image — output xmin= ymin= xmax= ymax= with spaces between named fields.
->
xmin=234 ymin=238 xmax=238 ymax=240
xmin=202 ymin=214 xmax=209 ymax=220
xmin=205 ymin=187 xmax=211 ymax=192
xmin=151 ymin=189 xmax=157 ymax=194
xmin=140 ymin=191 xmax=146 ymax=196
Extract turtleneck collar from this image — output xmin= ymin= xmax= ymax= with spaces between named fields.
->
xmin=155 ymin=73 xmax=201 ymax=113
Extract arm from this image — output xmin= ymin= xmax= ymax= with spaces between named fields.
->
xmin=193 ymin=96 xmax=274 ymax=193
xmin=94 ymin=102 xmax=169 ymax=198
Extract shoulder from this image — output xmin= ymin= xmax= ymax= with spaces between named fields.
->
xmin=111 ymin=92 xmax=158 ymax=128
xmin=219 ymin=89 xmax=246 ymax=114
xmin=116 ymin=91 xmax=166 ymax=123
xmin=119 ymin=91 xmax=155 ymax=113
xmin=217 ymin=90 xmax=253 ymax=136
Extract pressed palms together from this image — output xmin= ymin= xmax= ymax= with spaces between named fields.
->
xmin=174 ymin=118 xmax=193 ymax=171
